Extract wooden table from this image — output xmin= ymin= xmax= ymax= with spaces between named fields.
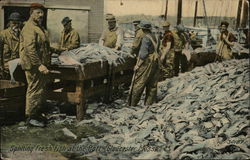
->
xmin=48 ymin=57 xmax=136 ymax=121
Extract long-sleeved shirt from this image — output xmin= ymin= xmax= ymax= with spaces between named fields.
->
xmin=0 ymin=27 xmax=20 ymax=70
xmin=59 ymin=28 xmax=80 ymax=50
xmin=19 ymin=19 xmax=51 ymax=70
xmin=99 ymin=26 xmax=123 ymax=49
xmin=138 ymin=33 xmax=158 ymax=60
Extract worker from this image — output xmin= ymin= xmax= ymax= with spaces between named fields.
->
xmin=128 ymin=20 xmax=160 ymax=106
xmin=216 ymin=21 xmax=236 ymax=60
xmin=0 ymin=12 xmax=23 ymax=80
xmin=159 ymin=21 xmax=175 ymax=79
xmin=19 ymin=3 xmax=51 ymax=127
xmin=59 ymin=17 xmax=80 ymax=51
xmin=99 ymin=14 xmax=123 ymax=50
xmin=172 ymin=24 xmax=189 ymax=76
xmin=131 ymin=20 xmax=145 ymax=56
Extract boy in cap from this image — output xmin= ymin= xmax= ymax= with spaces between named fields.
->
xmin=216 ymin=21 xmax=236 ymax=60
xmin=59 ymin=17 xmax=80 ymax=51
xmin=131 ymin=20 xmax=145 ymax=56
xmin=159 ymin=21 xmax=175 ymax=79
xmin=0 ymin=12 xmax=23 ymax=79
xmin=128 ymin=20 xmax=160 ymax=106
xmin=99 ymin=14 xmax=123 ymax=50
xmin=19 ymin=3 xmax=50 ymax=127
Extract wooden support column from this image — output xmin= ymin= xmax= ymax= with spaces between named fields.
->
xmin=236 ymin=0 xmax=243 ymax=28
xmin=164 ymin=0 xmax=168 ymax=20
xmin=177 ymin=0 xmax=182 ymax=25
xmin=241 ymin=0 xmax=249 ymax=28
xmin=76 ymin=81 xmax=85 ymax=121
xmin=193 ymin=0 xmax=198 ymax=27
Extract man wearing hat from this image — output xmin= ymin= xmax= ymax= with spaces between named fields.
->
xmin=0 ymin=12 xmax=23 ymax=79
xmin=59 ymin=17 xmax=80 ymax=51
xmin=172 ymin=24 xmax=189 ymax=76
xmin=99 ymin=14 xmax=123 ymax=50
xmin=19 ymin=3 xmax=50 ymax=127
xmin=128 ymin=20 xmax=160 ymax=106
xmin=131 ymin=20 xmax=145 ymax=56
xmin=159 ymin=21 xmax=175 ymax=79
xmin=216 ymin=21 xmax=236 ymax=60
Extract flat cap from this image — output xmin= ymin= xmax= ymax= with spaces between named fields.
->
xmin=30 ymin=3 xmax=45 ymax=13
xmin=61 ymin=17 xmax=72 ymax=26
xmin=8 ymin=12 xmax=22 ymax=21
xmin=30 ymin=3 xmax=45 ymax=10
xmin=138 ymin=20 xmax=152 ymax=30
xmin=176 ymin=24 xmax=185 ymax=32
xmin=220 ymin=21 xmax=229 ymax=27
xmin=132 ymin=20 xmax=141 ymax=25
xmin=106 ymin=14 xmax=116 ymax=22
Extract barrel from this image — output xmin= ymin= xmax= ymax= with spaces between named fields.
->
xmin=0 ymin=80 xmax=26 ymax=125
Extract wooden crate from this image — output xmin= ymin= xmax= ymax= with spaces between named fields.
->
xmin=0 ymin=80 xmax=26 ymax=125
xmin=48 ymin=57 xmax=136 ymax=120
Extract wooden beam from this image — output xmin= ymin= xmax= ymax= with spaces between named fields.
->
xmin=241 ymin=0 xmax=249 ymax=28
xmin=164 ymin=0 xmax=168 ymax=20
xmin=236 ymin=0 xmax=243 ymax=28
xmin=177 ymin=0 xmax=182 ymax=25
xmin=76 ymin=81 xmax=85 ymax=121
xmin=193 ymin=0 xmax=198 ymax=27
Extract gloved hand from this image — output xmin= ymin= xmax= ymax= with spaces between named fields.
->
xmin=38 ymin=64 xmax=49 ymax=74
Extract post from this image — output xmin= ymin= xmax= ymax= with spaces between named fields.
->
xmin=193 ymin=0 xmax=198 ymax=27
xmin=236 ymin=0 xmax=243 ymax=28
xmin=76 ymin=81 xmax=85 ymax=121
xmin=177 ymin=0 xmax=182 ymax=25
xmin=241 ymin=0 xmax=249 ymax=28
xmin=164 ymin=0 xmax=168 ymax=20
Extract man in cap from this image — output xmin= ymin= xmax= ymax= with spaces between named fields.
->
xmin=172 ymin=24 xmax=189 ymax=76
xmin=216 ymin=21 xmax=236 ymax=60
xmin=99 ymin=14 xmax=123 ymax=50
xmin=0 ymin=12 xmax=23 ymax=79
xmin=128 ymin=20 xmax=160 ymax=106
xmin=19 ymin=3 xmax=51 ymax=127
xmin=159 ymin=21 xmax=175 ymax=79
xmin=131 ymin=20 xmax=145 ymax=56
xmin=59 ymin=17 xmax=80 ymax=51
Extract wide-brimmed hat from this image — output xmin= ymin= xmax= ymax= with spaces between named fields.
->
xmin=138 ymin=20 xmax=152 ymax=30
xmin=8 ymin=12 xmax=22 ymax=21
xmin=61 ymin=17 xmax=72 ymax=26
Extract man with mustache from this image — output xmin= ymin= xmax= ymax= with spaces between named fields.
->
xmin=0 ymin=12 xmax=22 ymax=79
xmin=19 ymin=3 xmax=51 ymax=127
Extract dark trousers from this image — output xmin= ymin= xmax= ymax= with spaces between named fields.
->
xmin=174 ymin=51 xmax=188 ymax=76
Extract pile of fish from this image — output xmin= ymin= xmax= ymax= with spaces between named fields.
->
xmin=73 ymin=59 xmax=249 ymax=159
xmin=54 ymin=43 xmax=133 ymax=67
